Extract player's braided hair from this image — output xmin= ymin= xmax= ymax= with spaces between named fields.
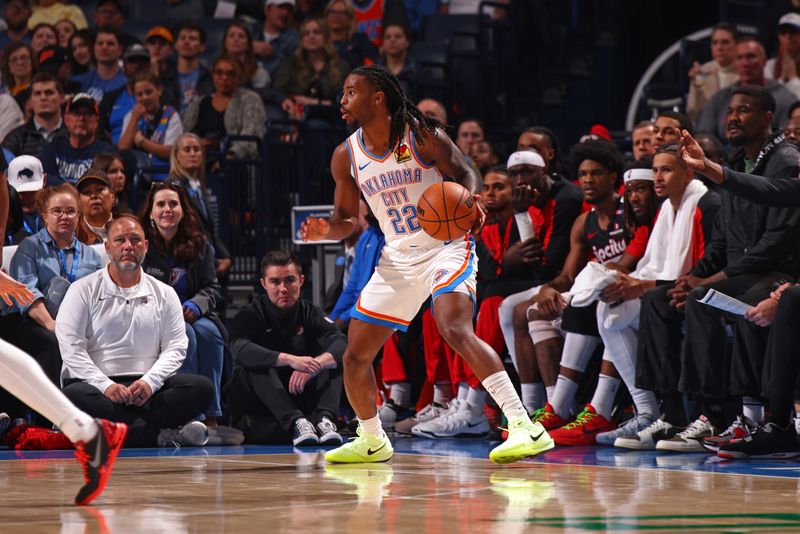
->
xmin=351 ymin=64 xmax=444 ymax=150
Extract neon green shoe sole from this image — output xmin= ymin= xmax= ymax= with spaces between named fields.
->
xmin=489 ymin=419 xmax=555 ymax=464
xmin=324 ymin=430 xmax=394 ymax=464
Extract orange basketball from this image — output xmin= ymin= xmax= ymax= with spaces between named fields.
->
xmin=416 ymin=181 xmax=477 ymax=241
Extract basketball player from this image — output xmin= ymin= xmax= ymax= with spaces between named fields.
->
xmin=301 ymin=64 xmax=553 ymax=464
xmin=0 ymin=256 xmax=126 ymax=505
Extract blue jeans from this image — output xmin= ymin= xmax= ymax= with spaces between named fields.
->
xmin=180 ymin=317 xmax=224 ymax=418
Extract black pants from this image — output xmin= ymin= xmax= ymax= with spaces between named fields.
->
xmin=0 ymin=314 xmax=62 ymax=420
xmin=637 ymin=273 xmax=785 ymax=397
xmin=229 ymin=366 xmax=343 ymax=444
xmin=762 ymin=286 xmax=800 ymax=400
xmin=679 ymin=273 xmax=785 ymax=398
xmin=63 ymin=374 xmax=213 ymax=448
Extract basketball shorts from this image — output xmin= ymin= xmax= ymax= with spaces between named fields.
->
xmin=351 ymin=237 xmax=477 ymax=332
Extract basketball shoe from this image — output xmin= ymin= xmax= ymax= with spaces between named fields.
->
xmin=394 ymin=402 xmax=448 ymax=435
xmin=655 ymin=415 xmax=716 ymax=452
xmin=489 ymin=417 xmax=554 ymax=464
xmin=702 ymin=415 xmax=756 ymax=452
xmin=377 ymin=399 xmax=414 ymax=431
xmin=596 ymin=412 xmax=657 ymax=446
xmin=613 ymin=417 xmax=683 ymax=450
xmin=548 ymin=405 xmax=616 ymax=446
xmin=411 ymin=401 xmax=490 ymax=438
xmin=325 ymin=427 xmax=393 ymax=463
xmin=157 ymin=421 xmax=210 ymax=448
xmin=74 ymin=419 xmax=128 ymax=506
xmin=500 ymin=403 xmax=571 ymax=441
xmin=717 ymin=422 xmax=800 ymax=459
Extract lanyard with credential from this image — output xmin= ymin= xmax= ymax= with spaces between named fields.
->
xmin=58 ymin=246 xmax=79 ymax=283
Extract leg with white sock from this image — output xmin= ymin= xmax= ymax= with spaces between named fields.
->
xmin=0 ymin=338 xmax=97 ymax=444
xmin=433 ymin=291 xmax=554 ymax=462
xmin=515 ymin=307 xmax=547 ymax=413
xmin=550 ymin=332 xmax=601 ymax=419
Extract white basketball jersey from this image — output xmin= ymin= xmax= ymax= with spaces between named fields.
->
xmin=346 ymin=127 xmax=444 ymax=252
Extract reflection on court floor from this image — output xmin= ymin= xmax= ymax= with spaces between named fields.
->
xmin=3 ymin=439 xmax=800 ymax=533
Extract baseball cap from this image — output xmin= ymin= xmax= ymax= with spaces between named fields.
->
xmin=37 ymin=45 xmax=69 ymax=74
xmin=66 ymin=93 xmax=99 ymax=115
xmin=123 ymin=43 xmax=150 ymax=61
xmin=779 ymin=13 xmax=800 ymax=31
xmin=265 ymin=0 xmax=295 ymax=7
xmin=506 ymin=150 xmax=546 ymax=169
xmin=8 ymin=155 xmax=45 ymax=193
xmin=76 ymin=169 xmax=112 ymax=192
xmin=145 ymin=26 xmax=174 ymax=44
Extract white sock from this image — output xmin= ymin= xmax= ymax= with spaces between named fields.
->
xmin=433 ymin=382 xmax=453 ymax=405
xmin=630 ymin=387 xmax=659 ymax=419
xmin=465 ymin=387 xmax=487 ymax=418
xmin=0 ymin=339 xmax=97 ymax=444
xmin=482 ymin=371 xmax=528 ymax=420
xmin=551 ymin=375 xmax=579 ymax=419
xmin=521 ymin=382 xmax=545 ymax=413
xmin=590 ymin=373 xmax=620 ymax=420
xmin=389 ymin=382 xmax=411 ymax=408
xmin=545 ymin=385 xmax=555 ymax=402
xmin=456 ymin=382 xmax=469 ymax=401
xmin=743 ymin=397 xmax=764 ymax=423
xmin=358 ymin=415 xmax=383 ymax=437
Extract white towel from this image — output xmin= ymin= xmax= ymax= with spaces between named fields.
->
xmin=569 ymin=262 xmax=620 ymax=307
xmin=632 ymin=179 xmax=708 ymax=281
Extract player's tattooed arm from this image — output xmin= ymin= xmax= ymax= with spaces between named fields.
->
xmin=417 ymin=127 xmax=481 ymax=194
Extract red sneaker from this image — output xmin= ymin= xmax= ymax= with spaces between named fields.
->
xmin=74 ymin=419 xmax=127 ymax=505
xmin=549 ymin=405 xmax=615 ymax=446
xmin=500 ymin=403 xmax=570 ymax=441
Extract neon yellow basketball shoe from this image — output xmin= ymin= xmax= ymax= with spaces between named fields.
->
xmin=324 ymin=427 xmax=394 ymax=463
xmin=489 ymin=417 xmax=554 ymax=464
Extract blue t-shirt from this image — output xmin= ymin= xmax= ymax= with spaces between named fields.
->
xmin=109 ymin=89 xmax=136 ymax=144
xmin=71 ymin=69 xmax=127 ymax=102
xmin=42 ymin=138 xmax=118 ymax=186
xmin=178 ymin=68 xmax=200 ymax=116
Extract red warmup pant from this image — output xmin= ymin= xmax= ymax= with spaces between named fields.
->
xmin=419 ymin=296 xmax=507 ymax=391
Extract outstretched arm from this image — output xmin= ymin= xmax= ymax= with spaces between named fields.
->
xmin=301 ymin=142 xmax=361 ymax=242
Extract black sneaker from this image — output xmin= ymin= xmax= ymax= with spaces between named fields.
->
xmin=316 ymin=416 xmax=343 ymax=446
xmin=292 ymin=418 xmax=319 ymax=446
xmin=718 ymin=423 xmax=800 ymax=459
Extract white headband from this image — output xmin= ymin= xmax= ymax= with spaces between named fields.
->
xmin=507 ymin=150 xmax=546 ymax=169
xmin=623 ymin=168 xmax=654 ymax=184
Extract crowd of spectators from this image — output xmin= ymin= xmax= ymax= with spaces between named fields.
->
xmin=1 ymin=0 xmax=800 ymax=461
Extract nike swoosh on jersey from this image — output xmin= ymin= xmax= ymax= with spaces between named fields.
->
xmin=358 ymin=161 xmax=371 ymax=171
xmin=587 ymin=232 xmax=598 ymax=239
xmin=367 ymin=442 xmax=387 ymax=455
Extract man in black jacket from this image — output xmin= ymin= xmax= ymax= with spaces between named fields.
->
xmin=228 ymin=250 xmax=347 ymax=446
xmin=677 ymin=129 xmax=800 ymax=459
xmin=634 ymin=86 xmax=800 ymax=453
xmin=3 ymin=73 xmax=67 ymax=160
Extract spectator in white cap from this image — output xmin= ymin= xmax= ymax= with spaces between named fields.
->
xmin=764 ymin=13 xmax=800 ymax=99
xmin=8 ymin=154 xmax=46 ymax=238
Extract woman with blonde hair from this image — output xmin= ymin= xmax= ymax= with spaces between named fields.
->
xmin=324 ymin=0 xmax=376 ymax=70
xmin=272 ymin=18 xmax=349 ymax=122
xmin=168 ymin=133 xmax=232 ymax=279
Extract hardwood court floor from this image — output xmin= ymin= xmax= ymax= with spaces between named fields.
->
xmin=3 ymin=438 xmax=800 ymax=533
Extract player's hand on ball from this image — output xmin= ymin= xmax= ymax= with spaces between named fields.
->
xmin=300 ymin=216 xmax=331 ymax=242
xmin=471 ymin=194 xmax=485 ymax=234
